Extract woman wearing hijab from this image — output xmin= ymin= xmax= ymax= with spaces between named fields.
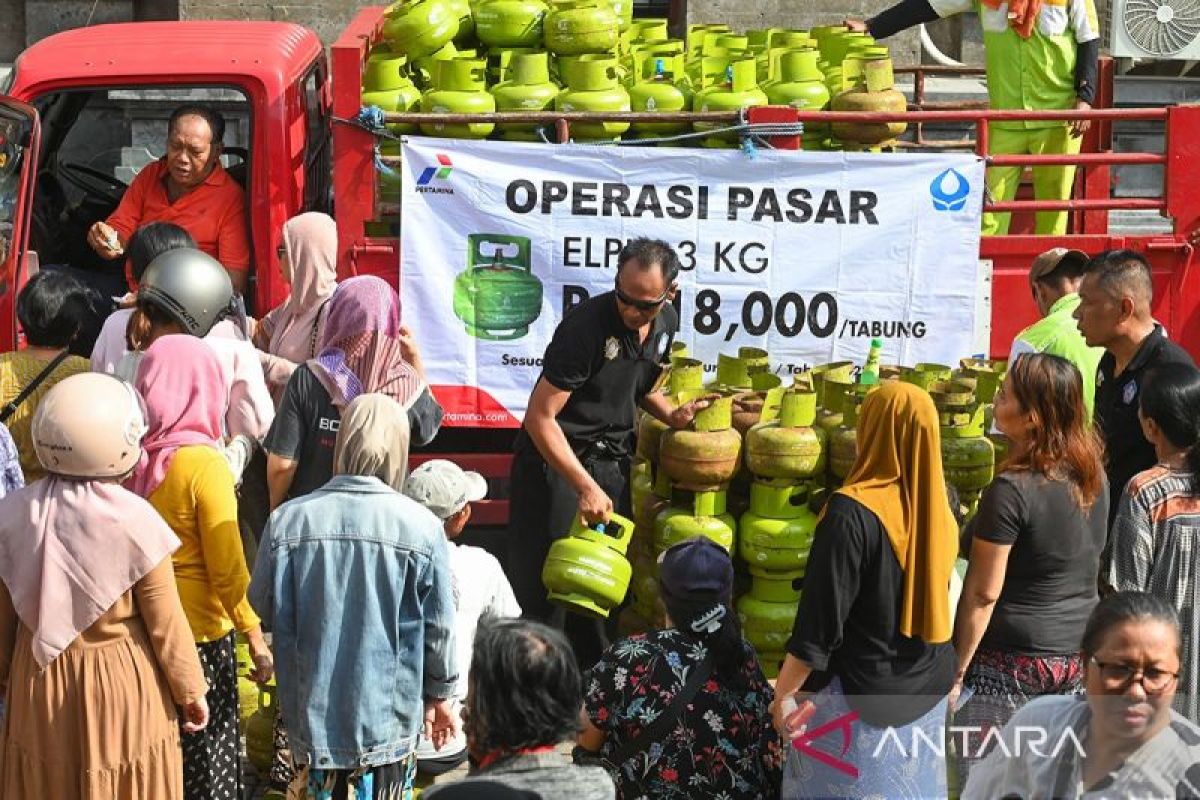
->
xmin=250 ymin=394 xmax=458 ymax=799
xmin=771 ymin=381 xmax=959 ymax=799
xmin=579 ymin=537 xmax=781 ymax=799
xmin=253 ymin=212 xmax=339 ymax=403
xmin=0 ymin=372 xmax=209 ymax=798
xmin=130 ymin=335 xmax=273 ymax=800
xmin=263 ymin=274 xmax=443 ymax=510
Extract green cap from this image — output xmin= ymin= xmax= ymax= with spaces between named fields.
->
xmin=870 ymin=337 xmax=883 ymax=348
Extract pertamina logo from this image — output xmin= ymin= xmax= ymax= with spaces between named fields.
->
xmin=930 ymin=168 xmax=971 ymax=212
xmin=416 ymin=154 xmax=455 ymax=195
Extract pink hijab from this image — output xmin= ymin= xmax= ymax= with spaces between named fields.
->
xmin=263 ymin=213 xmax=338 ymax=376
xmin=308 ymin=276 xmax=425 ymax=410
xmin=0 ymin=478 xmax=180 ymax=667
xmin=127 ymin=335 xmax=228 ymax=498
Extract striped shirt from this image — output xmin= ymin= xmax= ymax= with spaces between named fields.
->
xmin=1108 ymin=465 xmax=1200 ymax=721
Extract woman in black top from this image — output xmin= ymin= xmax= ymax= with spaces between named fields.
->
xmin=953 ymin=353 xmax=1107 ymax=779
xmin=772 ymin=381 xmax=959 ymax=799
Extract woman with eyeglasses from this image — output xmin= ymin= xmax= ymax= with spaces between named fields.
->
xmin=963 ymin=591 xmax=1200 ymax=798
xmin=1108 ymin=365 xmax=1200 ymax=722
xmin=951 ymin=353 xmax=1108 ymax=780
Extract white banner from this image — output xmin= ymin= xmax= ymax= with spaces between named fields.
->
xmin=399 ymin=136 xmax=986 ymax=428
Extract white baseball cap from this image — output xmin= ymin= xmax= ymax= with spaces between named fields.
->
xmin=403 ymin=459 xmax=488 ymax=519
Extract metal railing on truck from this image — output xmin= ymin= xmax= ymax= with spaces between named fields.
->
xmin=330 ymin=9 xmax=1200 ymax=525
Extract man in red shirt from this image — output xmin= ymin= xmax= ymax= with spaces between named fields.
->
xmin=87 ymin=105 xmax=251 ymax=293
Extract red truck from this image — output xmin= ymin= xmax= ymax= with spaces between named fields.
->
xmin=1 ymin=9 xmax=1198 ymax=523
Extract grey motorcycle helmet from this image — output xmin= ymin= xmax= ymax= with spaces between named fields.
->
xmin=137 ymin=248 xmax=236 ymax=337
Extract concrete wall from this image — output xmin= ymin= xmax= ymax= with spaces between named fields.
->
xmin=683 ymin=0 xmax=923 ymax=65
xmin=177 ymin=0 xmax=362 ymax=47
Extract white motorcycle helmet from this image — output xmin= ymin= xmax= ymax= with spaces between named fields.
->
xmin=32 ymin=372 xmax=147 ymax=479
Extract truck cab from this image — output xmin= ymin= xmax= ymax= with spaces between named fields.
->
xmin=0 ymin=21 xmax=331 ymax=339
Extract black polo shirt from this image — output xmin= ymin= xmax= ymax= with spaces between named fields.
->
xmin=525 ymin=291 xmax=678 ymax=459
xmin=1095 ymin=325 xmax=1195 ymax=516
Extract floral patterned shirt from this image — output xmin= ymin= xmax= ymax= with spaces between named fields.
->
xmin=0 ymin=422 xmax=23 ymax=498
xmin=584 ymin=629 xmax=782 ymax=800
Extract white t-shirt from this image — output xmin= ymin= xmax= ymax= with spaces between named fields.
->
xmin=416 ymin=541 xmax=521 ymax=761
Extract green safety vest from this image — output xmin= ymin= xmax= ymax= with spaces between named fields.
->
xmin=933 ymin=0 xmax=1100 ymax=130
xmin=1010 ymin=293 xmax=1104 ymax=419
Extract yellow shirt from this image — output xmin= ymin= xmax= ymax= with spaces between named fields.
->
xmin=0 ymin=351 xmax=90 ymax=484
xmin=148 ymin=445 xmax=260 ymax=642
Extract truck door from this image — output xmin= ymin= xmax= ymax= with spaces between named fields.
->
xmin=0 ymin=97 xmax=40 ymax=352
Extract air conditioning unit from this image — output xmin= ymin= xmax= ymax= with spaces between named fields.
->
xmin=1110 ymin=0 xmax=1200 ymax=58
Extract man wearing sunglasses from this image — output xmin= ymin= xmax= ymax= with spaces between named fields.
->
xmin=506 ymin=237 xmax=711 ymax=664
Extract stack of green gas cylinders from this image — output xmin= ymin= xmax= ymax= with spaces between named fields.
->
xmin=365 ymin=1 xmax=904 ymax=148
xmin=623 ymin=351 xmax=1003 ymax=674
xmin=737 ymin=386 xmax=825 ymax=678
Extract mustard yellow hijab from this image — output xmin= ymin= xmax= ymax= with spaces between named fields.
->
xmin=837 ymin=381 xmax=958 ymax=644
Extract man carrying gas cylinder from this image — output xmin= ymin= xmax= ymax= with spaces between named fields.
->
xmin=507 ymin=238 xmax=711 ymax=665
xmin=848 ymin=0 xmax=1100 ymax=235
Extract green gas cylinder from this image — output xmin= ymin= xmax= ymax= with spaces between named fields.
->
xmin=669 ymin=357 xmax=704 ymax=394
xmin=245 ymin=685 xmax=277 ymax=773
xmin=694 ymin=60 xmax=766 ymax=148
xmin=815 ymin=373 xmax=854 ymax=438
xmin=745 ymin=388 xmax=825 ymax=480
xmin=654 ymin=488 xmax=738 ymax=554
xmin=475 ymin=0 xmax=548 ymax=47
xmin=686 ymin=23 xmax=731 ymax=54
xmin=629 ymin=56 xmax=691 ymax=138
xmin=932 ymin=380 xmax=996 ymax=494
xmin=411 ymin=41 xmax=461 ymax=89
xmin=555 ymin=54 xmax=631 ymax=140
xmin=235 ymin=634 xmax=258 ymax=731
xmin=631 ymin=18 xmax=669 ymax=43
xmin=636 ymin=410 xmax=670 ymax=464
xmin=737 ymin=587 xmax=800 ymax=667
xmin=487 ymin=46 xmax=539 ymax=83
xmin=767 ymin=49 xmax=830 ymax=145
xmin=731 ymin=378 xmax=785 ymax=437
xmin=383 ymin=0 xmax=461 ymax=59
xmin=960 ymin=358 xmax=1006 ymax=404
xmin=659 ymin=396 xmax=742 ymax=489
xmin=902 ymin=362 xmax=953 ymax=391
xmin=739 ymin=481 xmax=819 ymax=571
xmin=542 ymin=511 xmax=635 ymax=618
xmin=705 ymin=352 xmax=751 ymax=394
xmin=362 ymin=52 xmax=422 ymax=134
xmin=544 ymin=0 xmax=619 ymax=54
xmin=453 ymin=233 xmax=542 ymax=338
xmin=491 ymin=51 xmax=559 ymax=140
xmin=832 ymin=58 xmax=907 ymax=149
xmin=420 ymin=57 xmax=496 ymax=138
xmin=830 ymin=384 xmax=870 ymax=483
xmin=630 ymin=550 xmax=660 ymax=618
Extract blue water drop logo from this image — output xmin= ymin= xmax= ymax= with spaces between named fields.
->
xmin=930 ymin=168 xmax=971 ymax=212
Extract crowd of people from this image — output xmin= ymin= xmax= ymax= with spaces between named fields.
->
xmin=1 ymin=103 xmax=1200 ymax=800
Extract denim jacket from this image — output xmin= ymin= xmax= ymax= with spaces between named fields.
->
xmin=249 ymin=474 xmax=457 ymax=769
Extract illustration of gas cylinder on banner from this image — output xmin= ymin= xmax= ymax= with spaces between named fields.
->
xmin=452 ymin=233 xmax=543 ymax=340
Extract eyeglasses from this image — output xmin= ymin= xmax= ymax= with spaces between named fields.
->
xmin=615 ymin=283 xmax=668 ymax=312
xmin=1090 ymin=656 xmax=1179 ymax=694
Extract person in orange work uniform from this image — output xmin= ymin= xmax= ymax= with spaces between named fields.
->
xmin=87 ymin=105 xmax=251 ymax=294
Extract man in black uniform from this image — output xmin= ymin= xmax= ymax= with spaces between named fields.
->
xmin=1074 ymin=249 xmax=1195 ymax=522
xmin=507 ymin=238 xmax=709 ymax=662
